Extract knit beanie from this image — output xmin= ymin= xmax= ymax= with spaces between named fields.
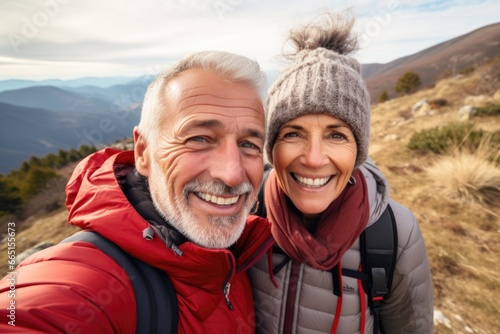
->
xmin=266 ymin=18 xmax=371 ymax=168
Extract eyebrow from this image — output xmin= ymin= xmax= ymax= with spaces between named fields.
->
xmin=326 ymin=124 xmax=350 ymax=130
xmin=191 ymin=119 xmax=221 ymax=129
xmin=190 ymin=119 xmax=265 ymax=140
xmin=282 ymin=123 xmax=349 ymax=130
xmin=247 ymin=128 xmax=265 ymax=141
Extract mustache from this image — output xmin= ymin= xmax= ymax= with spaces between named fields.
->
xmin=183 ymin=179 xmax=253 ymax=198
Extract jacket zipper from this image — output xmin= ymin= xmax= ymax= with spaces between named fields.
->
xmin=223 ymin=253 xmax=235 ymax=310
xmin=222 ymin=234 xmax=274 ymax=311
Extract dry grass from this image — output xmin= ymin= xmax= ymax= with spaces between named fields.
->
xmin=425 ymin=132 xmax=500 ymax=210
xmin=1 ymin=60 xmax=499 ymax=333
xmin=0 ymin=209 xmax=79 ymax=274
xmin=370 ymin=61 xmax=500 ymax=333
xmin=426 ymin=151 xmax=500 ymax=207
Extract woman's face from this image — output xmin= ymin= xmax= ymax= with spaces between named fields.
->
xmin=272 ymin=113 xmax=357 ymax=217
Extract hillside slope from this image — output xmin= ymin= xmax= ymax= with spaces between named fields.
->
xmin=363 ymin=22 xmax=500 ymax=102
xmin=368 ymin=63 xmax=500 ymax=333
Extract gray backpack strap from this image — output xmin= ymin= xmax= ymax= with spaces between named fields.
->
xmin=62 ymin=231 xmax=178 ymax=334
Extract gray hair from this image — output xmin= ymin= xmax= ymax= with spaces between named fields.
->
xmin=138 ymin=51 xmax=267 ymax=147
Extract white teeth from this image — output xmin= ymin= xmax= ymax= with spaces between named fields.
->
xmin=295 ymin=174 xmax=330 ymax=187
xmin=198 ymin=192 xmax=239 ymax=205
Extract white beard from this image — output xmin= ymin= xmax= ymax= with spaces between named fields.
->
xmin=147 ymin=156 xmax=253 ymax=249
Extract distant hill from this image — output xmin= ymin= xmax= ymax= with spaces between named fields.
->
xmin=0 ymin=76 xmax=138 ymax=92
xmin=0 ymin=79 xmax=155 ymax=174
xmin=0 ymin=86 xmax=113 ymax=113
xmin=0 ymin=101 xmax=140 ymax=173
xmin=362 ymin=22 xmax=500 ymax=102
xmin=63 ymin=77 xmax=154 ymax=104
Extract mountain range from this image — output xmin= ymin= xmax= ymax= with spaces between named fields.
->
xmin=0 ymin=82 xmax=144 ymax=173
xmin=0 ymin=22 xmax=498 ymax=174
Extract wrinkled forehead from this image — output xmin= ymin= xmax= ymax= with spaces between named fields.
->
xmin=163 ymin=69 xmax=265 ymax=119
xmin=178 ymin=87 xmax=264 ymax=113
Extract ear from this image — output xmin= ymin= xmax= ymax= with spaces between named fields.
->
xmin=134 ymin=126 xmax=150 ymax=176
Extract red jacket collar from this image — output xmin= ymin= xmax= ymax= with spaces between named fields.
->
xmin=66 ymin=148 xmax=273 ymax=290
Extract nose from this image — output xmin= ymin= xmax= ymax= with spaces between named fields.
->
xmin=301 ymin=136 xmax=328 ymax=168
xmin=210 ymin=140 xmax=245 ymax=187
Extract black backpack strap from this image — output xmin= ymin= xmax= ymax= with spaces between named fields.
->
xmin=61 ymin=231 xmax=178 ymax=334
xmin=329 ymin=264 xmax=342 ymax=297
xmin=254 ymin=164 xmax=272 ymax=218
xmin=360 ymin=204 xmax=398 ymax=334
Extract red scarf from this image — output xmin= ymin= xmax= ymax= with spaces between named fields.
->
xmin=265 ymin=168 xmax=369 ymax=271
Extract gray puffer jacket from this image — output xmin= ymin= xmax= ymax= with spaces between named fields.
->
xmin=249 ymin=160 xmax=434 ymax=334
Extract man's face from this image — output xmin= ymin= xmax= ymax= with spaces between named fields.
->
xmin=134 ymin=69 xmax=265 ymax=249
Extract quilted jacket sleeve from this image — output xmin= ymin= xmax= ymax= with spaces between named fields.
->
xmin=380 ymin=200 xmax=434 ymax=334
xmin=0 ymin=241 xmax=137 ymax=333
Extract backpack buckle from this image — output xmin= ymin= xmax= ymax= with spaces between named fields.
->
xmin=371 ymin=267 xmax=388 ymax=296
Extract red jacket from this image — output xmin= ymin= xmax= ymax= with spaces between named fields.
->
xmin=0 ymin=149 xmax=274 ymax=333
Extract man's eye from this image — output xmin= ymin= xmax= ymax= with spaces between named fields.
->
xmin=241 ymin=142 xmax=260 ymax=150
xmin=185 ymin=136 xmax=212 ymax=149
xmin=241 ymin=142 xmax=262 ymax=156
xmin=187 ymin=136 xmax=208 ymax=143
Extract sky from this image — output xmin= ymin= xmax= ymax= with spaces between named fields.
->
xmin=0 ymin=0 xmax=499 ymax=81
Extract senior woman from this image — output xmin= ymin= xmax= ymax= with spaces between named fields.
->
xmin=249 ymin=13 xmax=434 ymax=334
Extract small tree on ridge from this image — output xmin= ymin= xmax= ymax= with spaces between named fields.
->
xmin=395 ymin=70 xmax=421 ymax=95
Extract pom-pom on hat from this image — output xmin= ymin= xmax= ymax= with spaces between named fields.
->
xmin=266 ymin=13 xmax=371 ymax=168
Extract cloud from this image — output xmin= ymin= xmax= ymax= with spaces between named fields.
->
xmin=0 ymin=0 xmax=498 ymax=79
xmin=355 ymin=0 xmax=500 ymax=63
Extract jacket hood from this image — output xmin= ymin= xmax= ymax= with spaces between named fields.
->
xmin=65 ymin=148 xmax=273 ymax=285
xmin=358 ymin=157 xmax=390 ymax=226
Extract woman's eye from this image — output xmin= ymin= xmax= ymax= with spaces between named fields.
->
xmin=283 ymin=132 xmax=299 ymax=138
xmin=330 ymin=132 xmax=347 ymax=140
